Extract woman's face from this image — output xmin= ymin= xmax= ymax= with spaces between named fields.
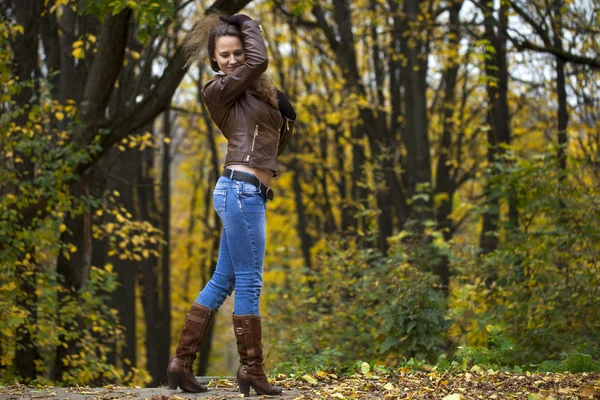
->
xmin=213 ymin=36 xmax=245 ymax=74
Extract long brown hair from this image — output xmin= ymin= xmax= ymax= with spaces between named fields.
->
xmin=182 ymin=13 xmax=278 ymax=108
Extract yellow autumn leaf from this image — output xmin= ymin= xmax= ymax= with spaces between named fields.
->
xmin=59 ymin=224 xmax=67 ymax=232
xmin=360 ymin=362 xmax=370 ymax=374
xmin=130 ymin=50 xmax=140 ymax=60
xmin=302 ymin=374 xmax=318 ymax=385
xmin=72 ymin=47 xmax=85 ymax=59
xmin=105 ymin=263 xmax=113 ymax=273
xmin=55 ymin=111 xmax=65 ymax=121
xmin=443 ymin=395 xmax=461 ymax=400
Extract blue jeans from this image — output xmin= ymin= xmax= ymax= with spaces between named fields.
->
xmin=195 ymin=174 xmax=267 ymax=316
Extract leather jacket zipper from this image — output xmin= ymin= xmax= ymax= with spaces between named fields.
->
xmin=251 ymin=124 xmax=259 ymax=152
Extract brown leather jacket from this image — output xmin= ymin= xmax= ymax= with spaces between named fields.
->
xmin=202 ymin=20 xmax=295 ymax=177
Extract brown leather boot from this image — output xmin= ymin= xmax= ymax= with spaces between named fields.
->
xmin=233 ymin=315 xmax=282 ymax=397
xmin=167 ymin=302 xmax=214 ymax=392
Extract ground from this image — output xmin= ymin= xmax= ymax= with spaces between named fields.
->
xmin=0 ymin=371 xmax=598 ymax=399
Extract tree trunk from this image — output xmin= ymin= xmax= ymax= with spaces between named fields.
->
xmin=479 ymin=1 xmax=512 ymax=285
xmin=400 ymin=0 xmax=433 ymax=223
xmin=10 ymin=0 xmax=43 ymax=381
xmin=155 ymin=109 xmax=172 ymax=386
xmin=52 ymin=174 xmax=94 ymax=382
xmin=136 ymin=137 xmax=162 ymax=384
xmin=290 ymin=157 xmax=314 ymax=270
xmin=102 ymin=146 xmax=140 ymax=375
xmin=433 ymin=0 xmax=464 ymax=296
xmin=553 ymin=0 xmax=568 ymax=178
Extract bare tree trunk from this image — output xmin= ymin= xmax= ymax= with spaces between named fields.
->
xmin=400 ymin=0 xmax=433 ymax=224
xmin=10 ymin=0 xmax=43 ymax=381
xmin=478 ymin=1 xmax=513 ymax=285
xmin=156 ymin=109 xmax=172 ymax=386
xmin=101 ymin=146 xmax=140 ymax=376
xmin=290 ymin=157 xmax=314 ymax=270
xmin=434 ymin=0 xmax=464 ymax=296
xmin=553 ymin=0 xmax=568 ymax=178
xmin=52 ymin=173 xmax=95 ymax=382
xmin=137 ymin=138 xmax=162 ymax=384
xmin=551 ymin=0 xmax=569 ymax=283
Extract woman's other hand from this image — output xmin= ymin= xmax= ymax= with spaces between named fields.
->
xmin=277 ymin=90 xmax=296 ymax=120
xmin=219 ymin=14 xmax=252 ymax=26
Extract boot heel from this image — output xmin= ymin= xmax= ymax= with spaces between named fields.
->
xmin=238 ymin=379 xmax=251 ymax=397
xmin=167 ymin=372 xmax=180 ymax=390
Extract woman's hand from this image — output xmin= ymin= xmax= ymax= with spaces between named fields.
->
xmin=277 ymin=90 xmax=296 ymax=120
xmin=219 ymin=14 xmax=252 ymax=26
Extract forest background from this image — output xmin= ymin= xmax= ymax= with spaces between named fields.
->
xmin=1 ymin=0 xmax=599 ymax=388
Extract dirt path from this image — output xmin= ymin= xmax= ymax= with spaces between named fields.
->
xmin=0 ymin=378 xmax=305 ymax=400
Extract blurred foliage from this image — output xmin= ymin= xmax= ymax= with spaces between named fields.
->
xmin=266 ymin=232 xmax=450 ymax=374
xmin=265 ymin=151 xmax=600 ymax=374
xmin=0 ymin=18 xmax=151 ymax=386
xmin=449 ymin=151 xmax=600 ymax=367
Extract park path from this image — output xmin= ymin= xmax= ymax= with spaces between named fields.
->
xmin=0 ymin=378 xmax=306 ymax=400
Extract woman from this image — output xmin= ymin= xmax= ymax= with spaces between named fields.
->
xmin=166 ymin=13 xmax=295 ymax=397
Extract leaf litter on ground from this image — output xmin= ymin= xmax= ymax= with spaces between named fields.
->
xmin=0 ymin=370 xmax=599 ymax=399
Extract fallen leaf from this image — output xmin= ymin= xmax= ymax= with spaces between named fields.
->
xmin=360 ymin=362 xmax=370 ymax=375
xmin=443 ymin=394 xmax=461 ymax=400
xmin=302 ymin=374 xmax=318 ymax=385
xmin=470 ymin=365 xmax=483 ymax=374
xmin=383 ymin=383 xmax=394 ymax=390
xmin=578 ymin=385 xmax=595 ymax=398
xmin=559 ymin=387 xmax=575 ymax=394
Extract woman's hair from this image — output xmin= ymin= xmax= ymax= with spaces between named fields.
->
xmin=183 ymin=13 xmax=278 ymax=108
xmin=182 ymin=12 xmax=226 ymax=69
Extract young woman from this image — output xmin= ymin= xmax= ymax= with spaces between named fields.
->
xmin=166 ymin=13 xmax=295 ymax=397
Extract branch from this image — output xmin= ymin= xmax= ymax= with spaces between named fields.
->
xmin=480 ymin=0 xmax=600 ymax=68
xmin=507 ymin=32 xmax=600 ymax=68
xmin=81 ymin=8 xmax=132 ymax=124
xmin=76 ymin=0 xmax=254 ymax=175
xmin=272 ymin=0 xmax=319 ymax=29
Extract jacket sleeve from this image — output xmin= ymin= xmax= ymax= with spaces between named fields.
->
xmin=202 ymin=20 xmax=268 ymax=107
xmin=277 ymin=116 xmax=295 ymax=156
